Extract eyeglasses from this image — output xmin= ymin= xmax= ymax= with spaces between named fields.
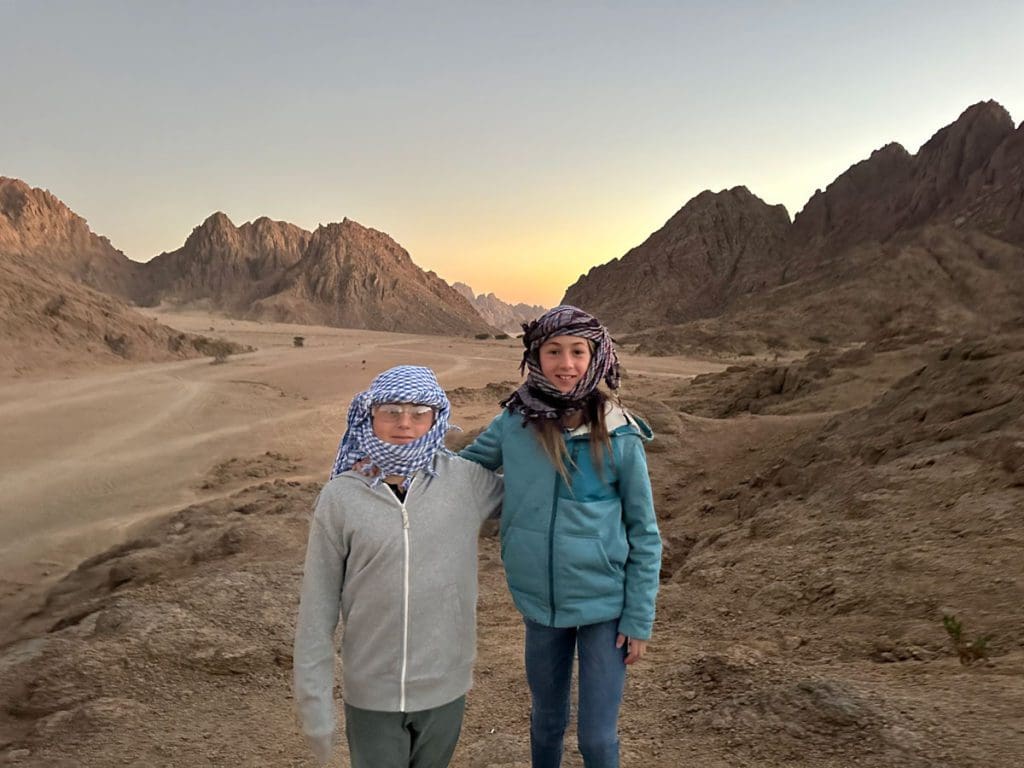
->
xmin=372 ymin=403 xmax=437 ymax=424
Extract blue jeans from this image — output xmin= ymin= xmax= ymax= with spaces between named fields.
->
xmin=524 ymin=618 xmax=627 ymax=768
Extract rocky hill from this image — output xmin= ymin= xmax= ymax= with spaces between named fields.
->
xmin=786 ymin=100 xmax=1021 ymax=275
xmin=451 ymin=282 xmax=546 ymax=333
xmin=564 ymin=101 xmax=1024 ymax=345
xmin=564 ymin=186 xmax=791 ymax=332
xmin=0 ymin=254 xmax=246 ymax=376
xmin=3 ymin=342 xmax=1022 ymax=766
xmin=627 ymin=224 xmax=1024 ymax=357
xmin=138 ymin=212 xmax=311 ymax=309
xmin=0 ymin=177 xmax=143 ymax=299
xmin=247 ymin=219 xmax=494 ymax=335
xmin=138 ymin=214 xmax=494 ymax=336
xmin=0 ymin=180 xmax=247 ymax=375
xmin=1 ymin=176 xmax=497 ymax=339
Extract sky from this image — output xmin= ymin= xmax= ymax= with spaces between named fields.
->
xmin=2 ymin=1 xmax=1022 ymax=307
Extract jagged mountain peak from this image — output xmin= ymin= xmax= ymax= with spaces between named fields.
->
xmin=201 ymin=210 xmax=235 ymax=227
xmin=450 ymin=281 xmax=546 ymax=333
xmin=0 ymin=176 xmax=141 ymax=299
xmin=566 ymin=99 xmax=1024 ymax=342
xmin=137 ymin=209 xmax=493 ymax=336
xmin=563 ymin=185 xmax=791 ymax=332
xmin=908 ymin=99 xmax=1016 ymax=215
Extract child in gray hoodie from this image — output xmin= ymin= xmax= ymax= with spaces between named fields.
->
xmin=293 ymin=365 xmax=502 ymax=767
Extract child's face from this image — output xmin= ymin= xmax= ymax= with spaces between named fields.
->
xmin=538 ymin=335 xmax=592 ymax=394
xmin=371 ymin=402 xmax=435 ymax=445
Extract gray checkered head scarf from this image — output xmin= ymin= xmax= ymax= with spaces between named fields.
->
xmin=330 ymin=365 xmax=456 ymax=487
xmin=502 ymin=305 xmax=620 ymax=422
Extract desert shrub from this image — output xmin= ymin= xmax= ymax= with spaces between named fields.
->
xmin=168 ymin=334 xmax=186 ymax=352
xmin=293 ymin=336 xmax=305 ymax=348
xmin=103 ymin=333 xmax=129 ymax=357
xmin=942 ymin=614 xmax=992 ymax=665
xmin=190 ymin=337 xmax=238 ymax=364
xmin=810 ymin=335 xmax=831 ymax=344
xmin=43 ymin=294 xmax=66 ymax=317
xmin=475 ymin=333 xmax=491 ymax=339
xmin=207 ymin=340 xmax=235 ymax=364
xmin=495 ymin=333 xmax=510 ymax=340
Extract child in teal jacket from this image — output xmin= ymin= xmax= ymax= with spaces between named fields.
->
xmin=460 ymin=306 xmax=661 ymax=768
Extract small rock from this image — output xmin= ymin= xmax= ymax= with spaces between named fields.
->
xmin=781 ymin=635 xmax=805 ymax=652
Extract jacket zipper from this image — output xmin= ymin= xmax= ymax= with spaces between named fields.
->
xmin=382 ymin=478 xmax=414 ymax=712
xmin=547 ymin=440 xmax=582 ymax=625
xmin=547 ymin=469 xmax=559 ymax=625
xmin=400 ymin=495 xmax=410 ymax=711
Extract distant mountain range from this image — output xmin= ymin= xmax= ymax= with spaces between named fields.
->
xmin=0 ymin=178 xmax=502 ymax=372
xmin=139 ymin=213 xmax=493 ymax=336
xmin=0 ymin=179 xmax=500 ymax=372
xmin=3 ymin=99 xmax=1022 ymax=372
xmin=564 ymin=100 xmax=1024 ymax=352
xmin=451 ymin=282 xmax=546 ymax=333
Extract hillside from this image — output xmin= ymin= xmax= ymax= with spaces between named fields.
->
xmin=565 ymin=102 xmax=1024 ymax=349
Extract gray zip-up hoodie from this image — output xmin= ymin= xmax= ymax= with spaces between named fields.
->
xmin=293 ymin=453 xmax=502 ymax=742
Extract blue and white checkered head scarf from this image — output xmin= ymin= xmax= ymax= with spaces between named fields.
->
xmin=330 ymin=365 xmax=456 ymax=488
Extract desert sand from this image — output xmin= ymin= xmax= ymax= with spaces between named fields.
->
xmin=2 ymin=312 xmax=1023 ymax=768
xmin=0 ymin=310 xmax=728 ymax=767
xmin=0 ymin=310 xmax=713 ymax=579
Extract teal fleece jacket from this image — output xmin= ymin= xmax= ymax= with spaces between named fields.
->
xmin=460 ymin=406 xmax=661 ymax=640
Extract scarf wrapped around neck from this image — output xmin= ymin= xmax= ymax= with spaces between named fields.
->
xmin=330 ymin=365 xmax=456 ymax=488
xmin=502 ymin=305 xmax=620 ymax=423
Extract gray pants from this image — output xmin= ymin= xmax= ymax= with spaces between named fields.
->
xmin=343 ymin=696 xmax=466 ymax=768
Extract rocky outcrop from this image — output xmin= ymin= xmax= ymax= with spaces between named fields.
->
xmin=787 ymin=143 xmax=916 ymax=261
xmin=956 ymin=116 xmax=1024 ymax=245
xmin=908 ymin=100 xmax=1017 ymax=226
xmin=250 ymin=219 xmax=494 ymax=335
xmin=567 ymin=101 xmax=1024 ymax=344
xmin=563 ymin=186 xmax=791 ymax=333
xmin=452 ymin=282 xmax=545 ymax=333
xmin=139 ymin=212 xmax=311 ymax=308
xmin=627 ymin=225 xmax=1024 ymax=356
xmin=0 ymin=253 xmax=244 ymax=375
xmin=1 ymin=176 xmax=497 ymax=338
xmin=140 ymin=214 xmax=493 ymax=336
xmin=0 ymin=177 xmax=143 ymax=299
xmin=787 ymin=101 xmax=1018 ymax=274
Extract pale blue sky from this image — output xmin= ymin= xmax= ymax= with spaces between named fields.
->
xmin=2 ymin=1 xmax=1021 ymax=305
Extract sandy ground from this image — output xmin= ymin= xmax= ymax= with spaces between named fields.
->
xmin=3 ymin=313 xmax=1023 ymax=768
xmin=0 ymin=309 xmax=720 ymax=643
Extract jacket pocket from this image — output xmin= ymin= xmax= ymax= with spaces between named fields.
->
xmin=555 ymin=533 xmax=623 ymax=604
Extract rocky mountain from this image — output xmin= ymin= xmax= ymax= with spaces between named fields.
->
xmin=2 ymin=177 xmax=496 ymax=337
xmin=564 ymin=101 xmax=1024 ymax=344
xmin=0 ymin=178 xmax=493 ymax=373
xmin=247 ymin=219 xmax=494 ymax=335
xmin=563 ymin=186 xmax=791 ymax=332
xmin=0 ymin=253 xmax=244 ymax=376
xmin=0 ymin=177 xmax=143 ymax=299
xmin=451 ymin=282 xmax=546 ymax=333
xmin=785 ymin=100 xmax=1021 ymax=276
xmin=138 ymin=212 xmax=311 ymax=309
xmin=137 ymin=213 xmax=494 ymax=336
xmin=627 ymin=224 xmax=1024 ymax=357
